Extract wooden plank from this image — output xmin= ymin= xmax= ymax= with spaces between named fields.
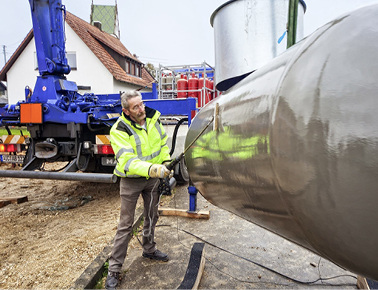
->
xmin=158 ymin=207 xmax=210 ymax=219
xmin=178 ymin=243 xmax=206 ymax=290
xmin=357 ymin=276 xmax=369 ymax=289
xmin=0 ymin=195 xmax=28 ymax=205
xmin=193 ymin=246 xmax=206 ymax=290
xmin=0 ymin=200 xmax=11 ymax=208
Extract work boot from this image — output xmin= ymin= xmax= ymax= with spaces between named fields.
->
xmin=105 ymin=271 xmax=120 ymax=290
xmin=142 ymin=249 xmax=169 ymax=262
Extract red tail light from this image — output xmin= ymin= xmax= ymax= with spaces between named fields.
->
xmin=94 ymin=144 xmax=114 ymax=155
xmin=7 ymin=144 xmax=16 ymax=152
xmin=0 ymin=144 xmax=21 ymax=153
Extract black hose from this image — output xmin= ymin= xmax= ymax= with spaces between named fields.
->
xmin=87 ymin=115 xmax=106 ymax=132
xmin=76 ymin=143 xmax=90 ymax=171
xmin=169 ymin=117 xmax=188 ymax=156
xmin=5 ymin=126 xmax=11 ymax=135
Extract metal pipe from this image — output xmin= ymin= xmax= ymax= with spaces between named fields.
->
xmin=0 ymin=170 xmax=117 ymax=183
xmin=186 ymin=4 xmax=378 ymax=280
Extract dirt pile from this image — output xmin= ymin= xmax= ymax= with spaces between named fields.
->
xmin=0 ymin=163 xmax=121 ymax=289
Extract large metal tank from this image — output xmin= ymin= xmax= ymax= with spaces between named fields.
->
xmin=186 ymin=4 xmax=378 ymax=280
xmin=211 ymin=0 xmax=306 ymax=91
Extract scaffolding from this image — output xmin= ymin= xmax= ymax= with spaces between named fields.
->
xmin=156 ymin=62 xmax=218 ymax=109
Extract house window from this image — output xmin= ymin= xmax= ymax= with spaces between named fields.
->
xmin=125 ymin=61 xmax=141 ymax=77
xmin=34 ymin=51 xmax=77 ymax=70
xmin=66 ymin=52 xmax=77 ymax=70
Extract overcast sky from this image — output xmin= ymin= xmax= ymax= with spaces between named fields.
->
xmin=1 ymin=0 xmax=378 ymax=70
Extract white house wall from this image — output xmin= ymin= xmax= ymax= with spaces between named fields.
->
xmin=7 ymin=40 xmax=39 ymax=104
xmin=7 ymin=23 xmax=141 ymax=104
xmin=64 ymin=25 xmax=114 ymax=95
xmin=113 ymin=79 xmax=143 ymax=94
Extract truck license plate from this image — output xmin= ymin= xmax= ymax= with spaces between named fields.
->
xmin=101 ymin=156 xmax=117 ymax=166
xmin=1 ymin=154 xmax=25 ymax=163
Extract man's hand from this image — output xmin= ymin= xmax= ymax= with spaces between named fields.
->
xmin=149 ymin=164 xmax=170 ymax=178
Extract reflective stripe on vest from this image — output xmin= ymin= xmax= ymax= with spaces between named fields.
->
xmin=115 ymin=167 xmax=140 ymax=178
xmin=154 ymin=121 xmax=167 ymax=140
xmin=116 ymin=147 xmax=134 ymax=160
xmin=125 ymin=156 xmax=138 ymax=173
xmin=115 ymin=167 xmax=126 ymax=177
xmin=120 ymin=120 xmax=166 ymax=162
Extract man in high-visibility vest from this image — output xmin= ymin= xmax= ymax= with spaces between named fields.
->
xmin=106 ymin=90 xmax=171 ymax=289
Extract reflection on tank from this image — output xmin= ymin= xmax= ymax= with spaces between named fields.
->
xmin=185 ymin=4 xmax=378 ymax=281
xmin=190 ymin=126 xmax=269 ymax=162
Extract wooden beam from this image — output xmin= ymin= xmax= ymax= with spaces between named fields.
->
xmin=357 ymin=276 xmax=378 ymax=289
xmin=0 ymin=200 xmax=11 ymax=208
xmin=357 ymin=276 xmax=369 ymax=289
xmin=158 ymin=207 xmax=210 ymax=219
xmin=0 ymin=196 xmax=28 ymax=207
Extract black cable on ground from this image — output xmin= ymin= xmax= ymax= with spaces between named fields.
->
xmin=156 ymin=223 xmax=357 ymax=287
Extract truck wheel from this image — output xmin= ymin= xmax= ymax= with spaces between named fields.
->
xmin=174 ymin=158 xmax=189 ymax=185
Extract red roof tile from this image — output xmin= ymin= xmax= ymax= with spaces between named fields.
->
xmin=66 ymin=12 xmax=155 ymax=88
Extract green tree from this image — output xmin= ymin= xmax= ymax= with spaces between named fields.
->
xmin=145 ymin=62 xmax=156 ymax=79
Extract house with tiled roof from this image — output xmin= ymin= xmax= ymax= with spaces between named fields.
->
xmin=0 ymin=82 xmax=7 ymax=107
xmin=0 ymin=10 xmax=155 ymax=105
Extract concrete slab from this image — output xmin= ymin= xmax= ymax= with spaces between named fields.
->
xmin=118 ymin=185 xmax=358 ymax=289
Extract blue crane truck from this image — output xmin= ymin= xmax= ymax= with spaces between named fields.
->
xmin=0 ymin=0 xmax=195 ymax=183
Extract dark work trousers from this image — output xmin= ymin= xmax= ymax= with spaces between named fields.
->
xmin=108 ymin=177 xmax=160 ymax=273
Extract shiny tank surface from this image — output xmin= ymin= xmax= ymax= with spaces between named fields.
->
xmin=186 ymin=4 xmax=378 ymax=280
xmin=210 ymin=0 xmax=306 ymax=91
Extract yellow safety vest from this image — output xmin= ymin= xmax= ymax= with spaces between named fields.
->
xmin=110 ymin=107 xmax=170 ymax=178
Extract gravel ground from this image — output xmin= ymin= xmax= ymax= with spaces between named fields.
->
xmin=0 ymin=163 xmax=124 ymax=289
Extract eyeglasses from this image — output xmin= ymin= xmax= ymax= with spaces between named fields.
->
xmin=130 ymin=102 xmax=145 ymax=111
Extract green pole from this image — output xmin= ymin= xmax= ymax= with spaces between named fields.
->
xmin=287 ymin=0 xmax=299 ymax=48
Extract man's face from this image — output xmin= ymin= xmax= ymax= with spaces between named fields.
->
xmin=123 ymin=96 xmax=146 ymax=125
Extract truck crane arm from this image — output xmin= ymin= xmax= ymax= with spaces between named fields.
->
xmin=0 ymin=0 xmax=121 ymax=183
xmin=0 ymin=0 xmax=193 ymax=185
xmin=30 ymin=0 xmax=71 ymax=76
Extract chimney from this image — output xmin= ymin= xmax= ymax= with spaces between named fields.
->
xmin=93 ymin=21 xmax=102 ymax=31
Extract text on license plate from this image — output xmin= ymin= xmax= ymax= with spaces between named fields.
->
xmin=1 ymin=154 xmax=25 ymax=163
